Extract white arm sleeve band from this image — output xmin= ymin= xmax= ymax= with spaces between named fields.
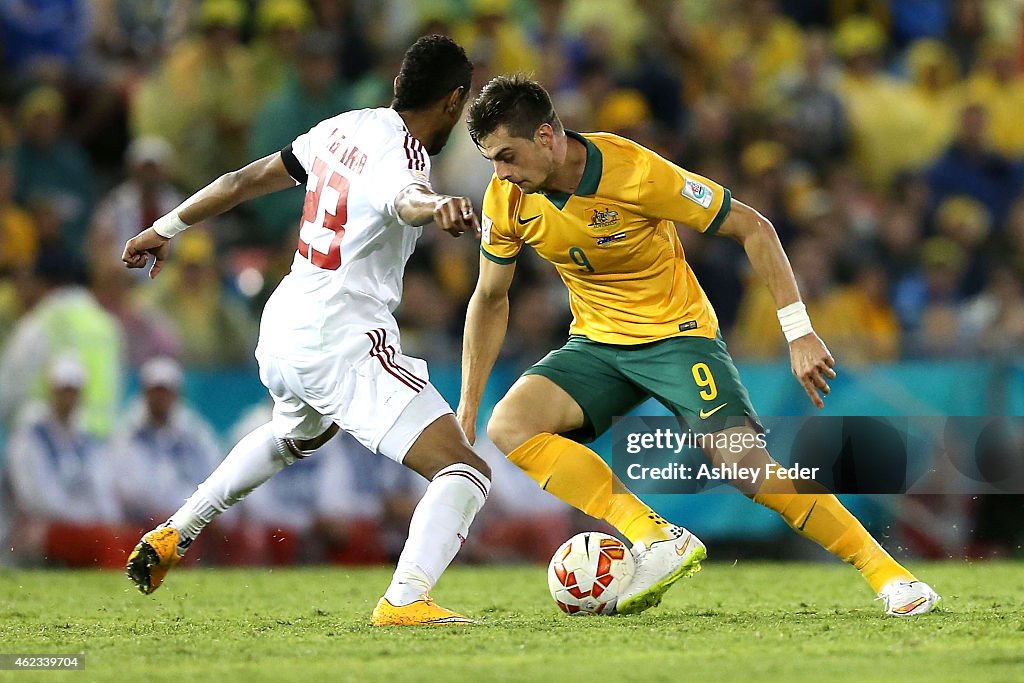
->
xmin=152 ymin=213 xmax=189 ymax=239
xmin=777 ymin=301 xmax=814 ymax=343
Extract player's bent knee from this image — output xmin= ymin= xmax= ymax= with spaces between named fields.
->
xmin=276 ymin=424 xmax=339 ymax=463
xmin=486 ymin=407 xmax=537 ymax=455
xmin=488 ymin=382 xmax=578 ymax=454
xmin=426 ymin=442 xmax=491 ymax=481
xmin=439 ymin=437 xmax=490 ymax=477
xmin=405 ymin=416 xmax=492 ymax=480
xmin=293 ymin=424 xmax=339 ymax=453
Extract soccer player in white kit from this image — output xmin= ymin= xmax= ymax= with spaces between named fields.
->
xmin=121 ymin=36 xmax=490 ymax=626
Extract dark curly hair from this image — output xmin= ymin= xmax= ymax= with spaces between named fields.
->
xmin=392 ymin=35 xmax=472 ymax=112
xmin=467 ymin=74 xmax=562 ymax=145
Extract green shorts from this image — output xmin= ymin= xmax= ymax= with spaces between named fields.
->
xmin=523 ymin=334 xmax=759 ymax=443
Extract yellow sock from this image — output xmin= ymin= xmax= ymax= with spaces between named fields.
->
xmin=507 ymin=433 xmax=674 ymax=545
xmin=753 ymin=479 xmax=914 ymax=593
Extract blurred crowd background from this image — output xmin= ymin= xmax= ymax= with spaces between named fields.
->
xmin=1 ymin=0 xmax=1023 ymax=571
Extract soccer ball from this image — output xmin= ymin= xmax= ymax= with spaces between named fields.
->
xmin=547 ymin=532 xmax=635 ymax=615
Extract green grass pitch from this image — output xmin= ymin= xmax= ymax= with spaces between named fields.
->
xmin=2 ymin=561 xmax=1022 ymax=682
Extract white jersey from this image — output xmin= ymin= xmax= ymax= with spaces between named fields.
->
xmin=257 ymin=107 xmax=431 ymax=359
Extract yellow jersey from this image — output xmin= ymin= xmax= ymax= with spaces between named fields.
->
xmin=481 ymin=131 xmax=731 ymax=345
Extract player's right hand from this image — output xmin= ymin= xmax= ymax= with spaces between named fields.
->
xmin=122 ymin=227 xmax=171 ymax=279
xmin=456 ymin=403 xmax=478 ymax=444
xmin=434 ymin=196 xmax=480 ymax=238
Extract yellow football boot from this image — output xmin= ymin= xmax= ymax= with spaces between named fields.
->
xmin=126 ymin=525 xmax=183 ymax=595
xmin=371 ymin=595 xmax=476 ymax=626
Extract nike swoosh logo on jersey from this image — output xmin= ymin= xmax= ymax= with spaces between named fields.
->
xmin=698 ymin=403 xmax=728 ymax=419
xmin=517 ymin=215 xmax=540 ymax=225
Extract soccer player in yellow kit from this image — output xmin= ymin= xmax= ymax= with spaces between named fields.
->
xmin=458 ymin=75 xmax=939 ymax=616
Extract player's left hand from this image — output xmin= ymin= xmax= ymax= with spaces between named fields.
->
xmin=433 ymin=195 xmax=480 ymax=238
xmin=456 ymin=402 xmax=478 ymax=445
xmin=789 ymin=333 xmax=836 ymax=410
xmin=122 ymin=227 xmax=171 ymax=279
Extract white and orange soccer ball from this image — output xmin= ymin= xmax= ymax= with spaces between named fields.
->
xmin=547 ymin=532 xmax=636 ymax=615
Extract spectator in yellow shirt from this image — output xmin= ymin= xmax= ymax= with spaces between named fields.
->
xmin=138 ymin=230 xmax=257 ymax=368
xmin=249 ymin=0 xmax=313 ymax=106
xmin=965 ymin=41 xmax=1024 ymax=158
xmin=455 ymin=0 xmax=538 ymax=76
xmin=817 ymin=261 xmax=901 ymax=364
xmin=0 ymin=159 xmax=36 ymax=273
xmin=834 ymin=16 xmax=918 ymax=188
xmin=131 ymin=0 xmax=257 ymax=190
xmin=901 ymin=39 xmax=963 ymax=168
xmin=712 ymin=0 xmax=806 ymax=90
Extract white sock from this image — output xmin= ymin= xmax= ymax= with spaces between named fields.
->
xmin=169 ymin=423 xmax=297 ymax=546
xmin=384 ymin=463 xmax=490 ymax=606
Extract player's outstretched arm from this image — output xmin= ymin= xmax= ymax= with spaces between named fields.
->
xmin=716 ymin=200 xmax=836 ymax=409
xmin=457 ymin=255 xmax=516 ymax=443
xmin=122 ymin=153 xmax=297 ymax=278
xmin=394 ymin=185 xmax=480 ymax=237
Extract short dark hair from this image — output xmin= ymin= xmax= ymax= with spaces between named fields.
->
xmin=467 ymin=74 xmax=563 ymax=144
xmin=392 ymin=35 xmax=472 ymax=112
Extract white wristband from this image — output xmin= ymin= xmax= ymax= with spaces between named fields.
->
xmin=777 ymin=301 xmax=814 ymax=343
xmin=152 ymin=213 xmax=189 ymax=239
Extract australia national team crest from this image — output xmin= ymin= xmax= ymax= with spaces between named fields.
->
xmin=682 ymin=178 xmax=714 ymax=209
xmin=587 ymin=206 xmax=621 ymax=231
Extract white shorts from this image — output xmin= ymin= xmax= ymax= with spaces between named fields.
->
xmin=255 ymin=326 xmax=452 ymax=463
